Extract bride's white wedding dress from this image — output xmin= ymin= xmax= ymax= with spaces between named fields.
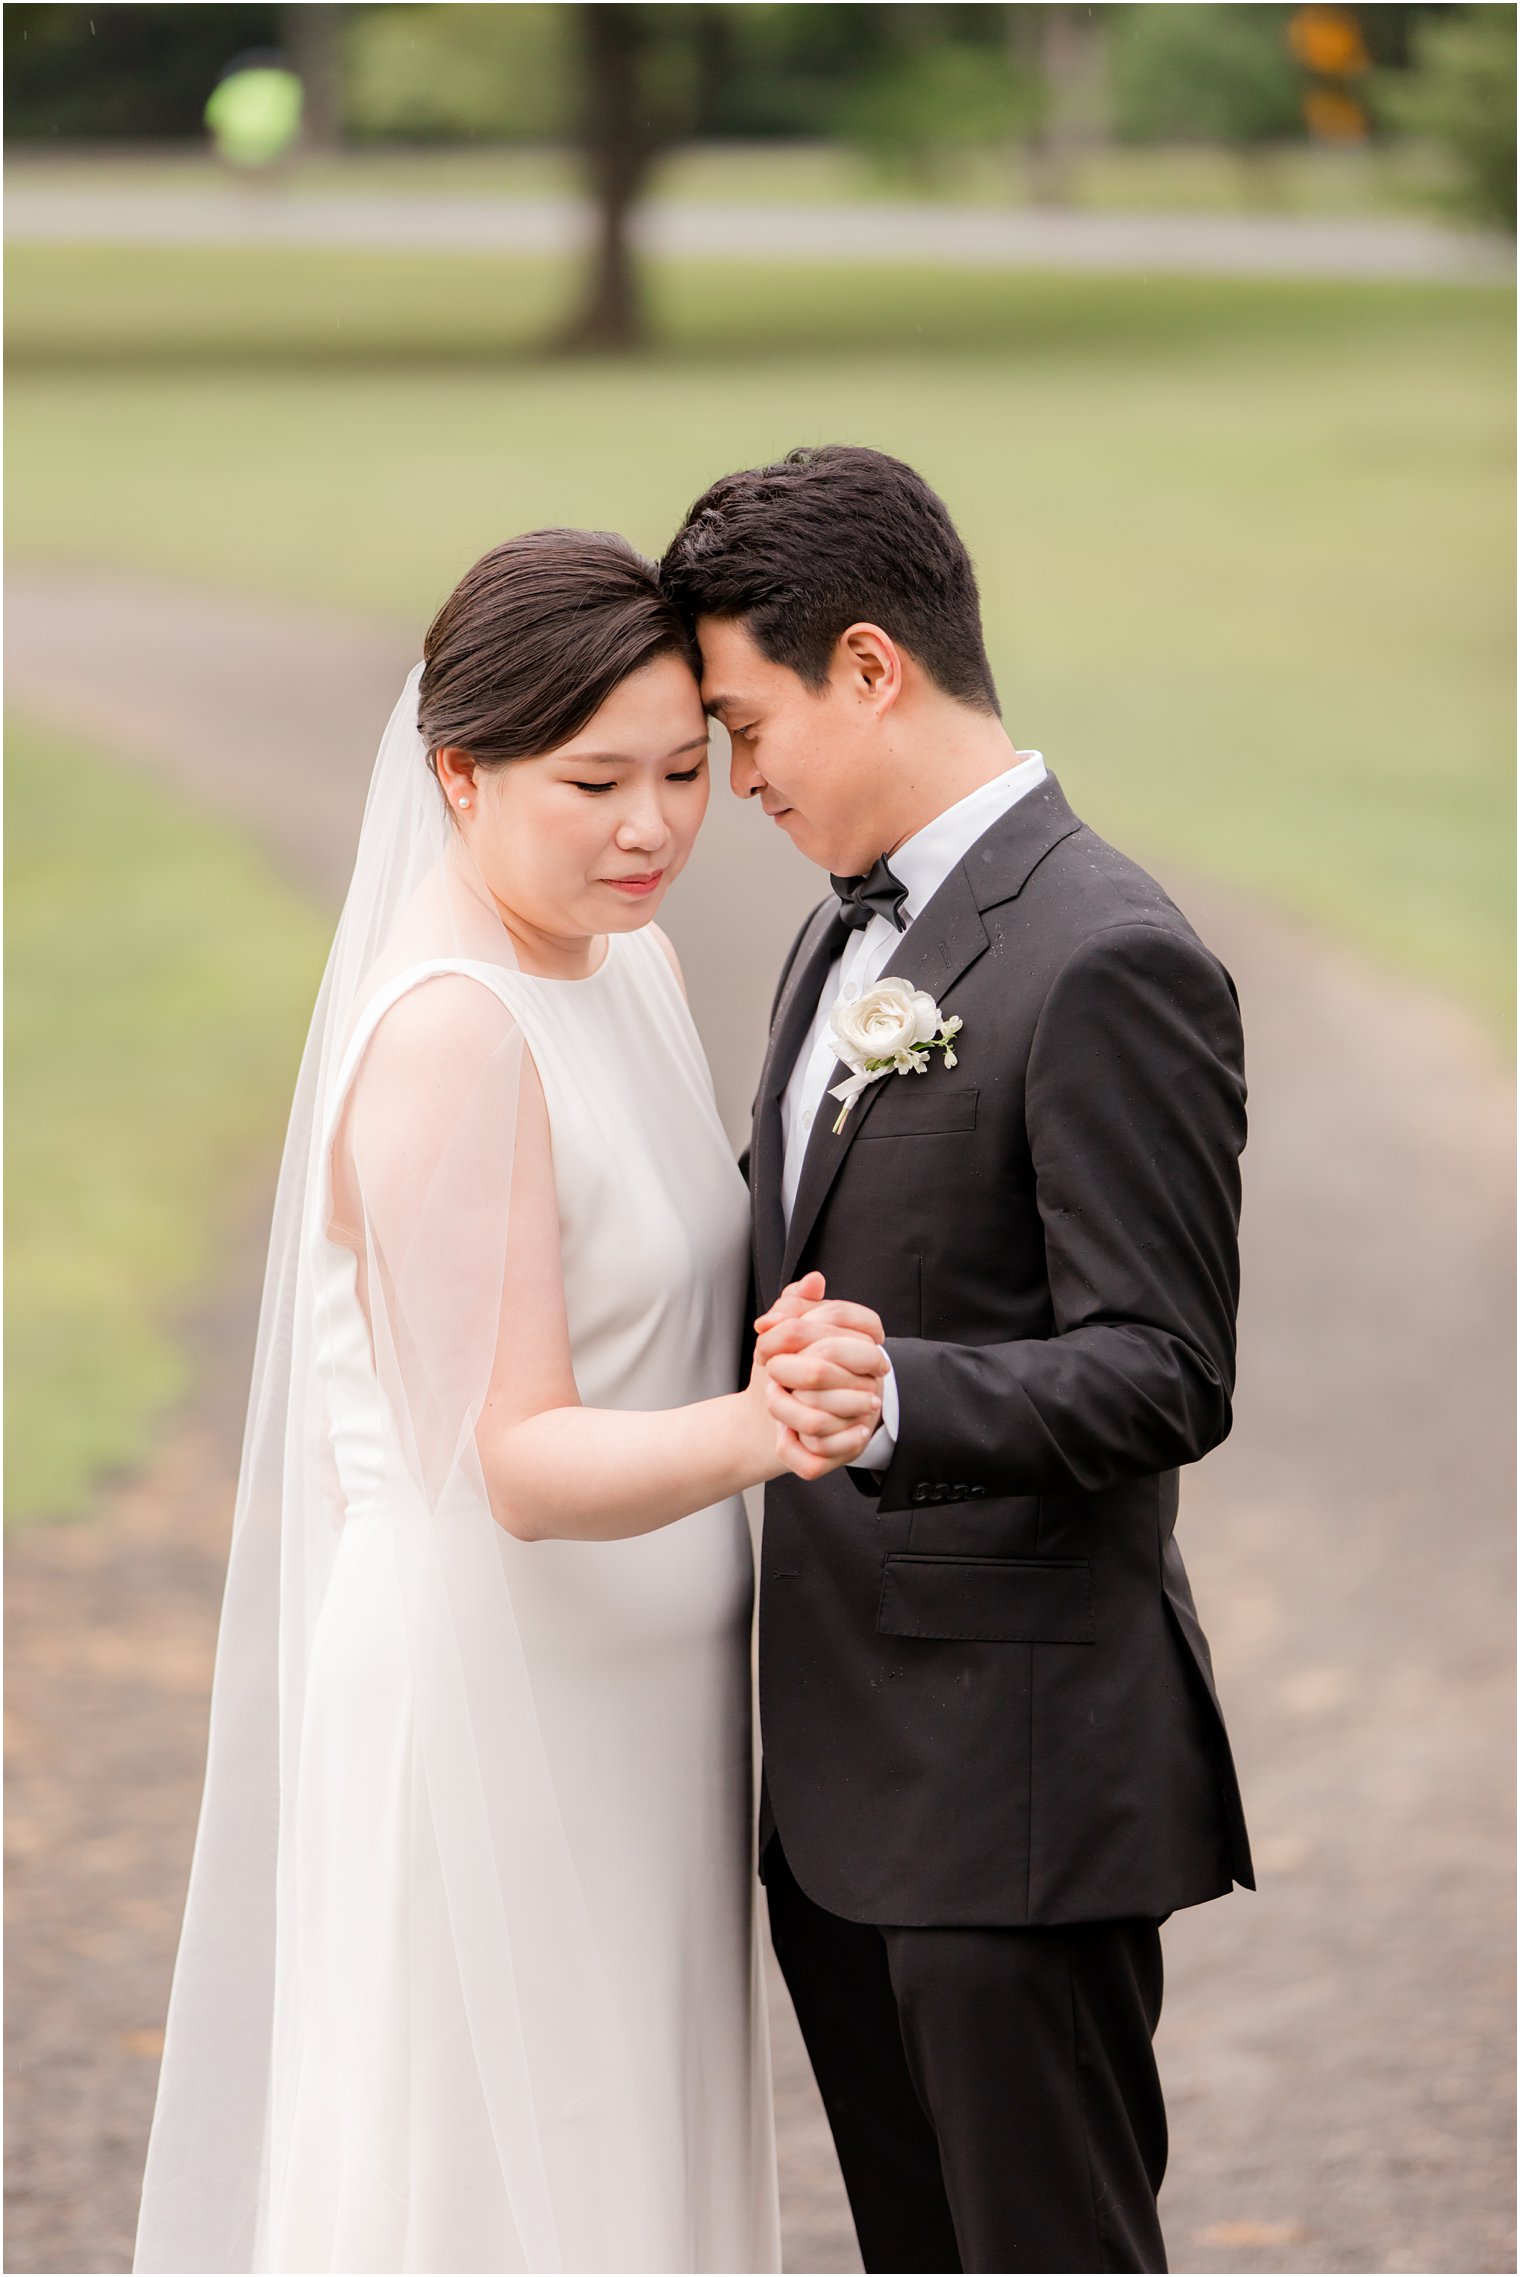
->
xmin=134 ymin=672 xmax=778 ymax=2275
xmin=275 ymin=923 xmax=779 ymax=2273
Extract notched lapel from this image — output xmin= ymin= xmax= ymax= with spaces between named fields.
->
xmin=752 ymin=901 xmax=845 ymax=1301
xmin=778 ymin=774 xmax=1086 ymax=1283
xmin=781 ymin=864 xmax=990 ymax=1282
xmin=760 ymin=901 xmax=842 ymax=1110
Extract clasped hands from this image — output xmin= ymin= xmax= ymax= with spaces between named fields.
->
xmin=752 ymin=1270 xmax=889 ymax=1483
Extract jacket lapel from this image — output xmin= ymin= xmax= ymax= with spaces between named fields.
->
xmin=780 ymin=866 xmax=988 ymax=1284
xmin=779 ymin=772 xmax=1083 ymax=1285
xmin=751 ymin=900 xmax=849 ymax=1302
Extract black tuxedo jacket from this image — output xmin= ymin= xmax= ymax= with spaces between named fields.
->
xmin=751 ymin=774 xmax=1254 ymax=1928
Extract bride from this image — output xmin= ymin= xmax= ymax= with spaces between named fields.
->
xmin=133 ymin=531 xmax=887 ymax=2274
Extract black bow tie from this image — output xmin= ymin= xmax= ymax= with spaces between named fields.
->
xmin=831 ymin=854 xmax=909 ymax=934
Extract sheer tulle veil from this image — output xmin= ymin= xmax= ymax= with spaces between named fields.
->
xmin=134 ymin=669 xmax=651 ymax=2272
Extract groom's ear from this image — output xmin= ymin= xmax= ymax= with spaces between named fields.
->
xmin=834 ymin=624 xmax=902 ymax=715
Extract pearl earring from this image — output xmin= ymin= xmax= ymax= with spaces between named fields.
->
xmin=457 ymin=797 xmax=471 ymax=810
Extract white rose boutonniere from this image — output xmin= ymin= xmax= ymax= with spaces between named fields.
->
xmin=827 ymin=976 xmax=964 ymax=1133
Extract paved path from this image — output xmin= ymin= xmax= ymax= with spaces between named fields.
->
xmin=5 ymin=182 xmax=1512 ymax=284
xmin=6 ymin=563 xmax=1514 ymax=2274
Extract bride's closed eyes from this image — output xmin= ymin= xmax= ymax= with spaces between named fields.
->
xmin=570 ymin=763 xmax=707 ymax=795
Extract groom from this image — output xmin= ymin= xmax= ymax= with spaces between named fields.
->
xmin=660 ymin=447 xmax=1252 ymax=2274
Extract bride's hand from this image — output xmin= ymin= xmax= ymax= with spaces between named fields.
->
xmin=752 ymin=1275 xmax=889 ymax=1482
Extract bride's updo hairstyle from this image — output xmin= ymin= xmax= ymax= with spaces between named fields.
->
xmin=417 ymin=529 xmax=700 ymax=786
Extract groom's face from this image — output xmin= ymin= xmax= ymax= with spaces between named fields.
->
xmin=697 ymin=616 xmax=887 ymax=876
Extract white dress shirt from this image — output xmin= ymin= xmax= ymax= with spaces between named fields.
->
xmin=779 ymin=750 xmax=1047 ymax=1467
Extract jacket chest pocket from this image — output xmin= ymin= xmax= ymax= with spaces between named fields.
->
xmin=876 ymin=1553 xmax=1094 ymax=1644
xmin=855 ymin=1083 xmax=978 ymax=1140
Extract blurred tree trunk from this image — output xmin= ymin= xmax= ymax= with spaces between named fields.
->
xmin=1012 ymin=3 xmax=1101 ymax=207
xmin=560 ymin=4 xmax=665 ymax=354
xmin=282 ymin=3 xmax=343 ymax=151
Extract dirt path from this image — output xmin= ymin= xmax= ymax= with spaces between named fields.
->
xmin=6 ymin=563 xmax=1513 ymax=2276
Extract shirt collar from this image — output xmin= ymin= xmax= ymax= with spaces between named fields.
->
xmin=890 ymin=751 xmax=1047 ymax=924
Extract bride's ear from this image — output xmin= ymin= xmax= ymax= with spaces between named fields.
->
xmin=435 ymin=746 xmax=480 ymax=814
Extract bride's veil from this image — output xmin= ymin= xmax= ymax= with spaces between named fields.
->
xmin=134 ymin=669 xmax=649 ymax=2272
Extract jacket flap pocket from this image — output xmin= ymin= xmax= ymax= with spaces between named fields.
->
xmin=856 ymin=1083 xmax=978 ymax=1139
xmin=877 ymin=1553 xmax=1094 ymax=1643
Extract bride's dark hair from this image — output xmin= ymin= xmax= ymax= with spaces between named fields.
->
xmin=418 ymin=529 xmax=700 ymax=776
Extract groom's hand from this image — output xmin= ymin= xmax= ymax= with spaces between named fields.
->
xmin=755 ymin=1276 xmax=885 ymax=1350
xmin=753 ymin=1271 xmax=829 ymax=1335
xmin=755 ymin=1279 xmax=888 ymax=1466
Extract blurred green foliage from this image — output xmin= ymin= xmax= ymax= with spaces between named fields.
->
xmin=5 ymin=718 xmax=328 ymax=1522
xmin=1377 ymin=5 xmax=1517 ymax=230
xmin=701 ymin=3 xmax=1023 ymax=143
xmin=345 ymin=4 xmax=573 ymax=143
xmin=2 ymin=1 xmax=1037 ymax=156
xmin=5 ymin=0 xmax=1504 ymax=231
xmin=714 ymin=5 xmax=1038 ymax=178
xmin=341 ymin=1 xmax=1037 ymax=176
xmin=1106 ymin=4 xmax=1306 ymax=148
xmin=4 ymin=2 xmax=280 ymax=138
xmin=833 ymin=35 xmax=1039 ymax=185
xmin=1094 ymin=4 xmax=1442 ymax=151
xmin=7 ymin=246 xmax=1512 ymax=1031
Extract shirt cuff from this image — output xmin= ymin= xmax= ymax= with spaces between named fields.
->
xmin=856 ymin=1359 xmax=900 ymax=1473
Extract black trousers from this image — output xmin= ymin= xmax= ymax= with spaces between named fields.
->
xmin=764 ymin=1834 xmax=1169 ymax=2274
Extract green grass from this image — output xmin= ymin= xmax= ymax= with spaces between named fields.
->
xmin=5 ymin=718 xmax=329 ymax=1523
xmin=7 ymin=247 xmax=1512 ymax=1028
xmin=4 ymin=138 xmax=1460 ymax=217
xmin=7 ymin=242 xmax=1500 ymax=369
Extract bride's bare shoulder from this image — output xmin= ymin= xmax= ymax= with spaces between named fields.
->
xmin=362 ymin=966 xmax=522 ymax=1072
xmin=646 ymin=924 xmax=687 ymax=999
xmin=339 ymin=971 xmax=534 ymax=1169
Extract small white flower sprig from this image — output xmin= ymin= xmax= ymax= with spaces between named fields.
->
xmin=827 ymin=977 xmax=964 ymax=1134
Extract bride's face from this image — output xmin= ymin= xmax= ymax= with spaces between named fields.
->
xmin=439 ymin=654 xmax=711 ymax=946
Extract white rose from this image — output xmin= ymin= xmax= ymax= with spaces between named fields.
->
xmin=829 ymin=977 xmax=942 ymax=1071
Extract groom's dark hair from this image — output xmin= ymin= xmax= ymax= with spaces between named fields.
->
xmin=659 ymin=445 xmax=1000 ymax=717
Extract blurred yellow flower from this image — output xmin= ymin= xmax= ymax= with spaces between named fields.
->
xmin=1303 ymin=87 xmax=1371 ymax=145
xmin=1288 ymin=8 xmax=1372 ymax=81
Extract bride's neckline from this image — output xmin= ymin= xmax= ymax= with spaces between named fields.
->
xmin=512 ymin=930 xmax=616 ymax=986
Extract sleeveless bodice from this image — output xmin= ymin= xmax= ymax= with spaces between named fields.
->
xmin=316 ymin=925 xmax=749 ymax=1528
xmin=485 ymin=923 xmax=750 ymax=1415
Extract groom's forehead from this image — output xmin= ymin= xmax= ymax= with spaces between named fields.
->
xmin=695 ymin=614 xmax=765 ymax=688
xmin=691 ymin=610 xmax=755 ymax=669
xmin=701 ymin=675 xmax=757 ymax=714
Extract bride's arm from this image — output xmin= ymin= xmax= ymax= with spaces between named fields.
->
xmin=340 ymin=974 xmax=885 ymax=1546
xmin=476 ymin=1042 xmax=884 ymax=1542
